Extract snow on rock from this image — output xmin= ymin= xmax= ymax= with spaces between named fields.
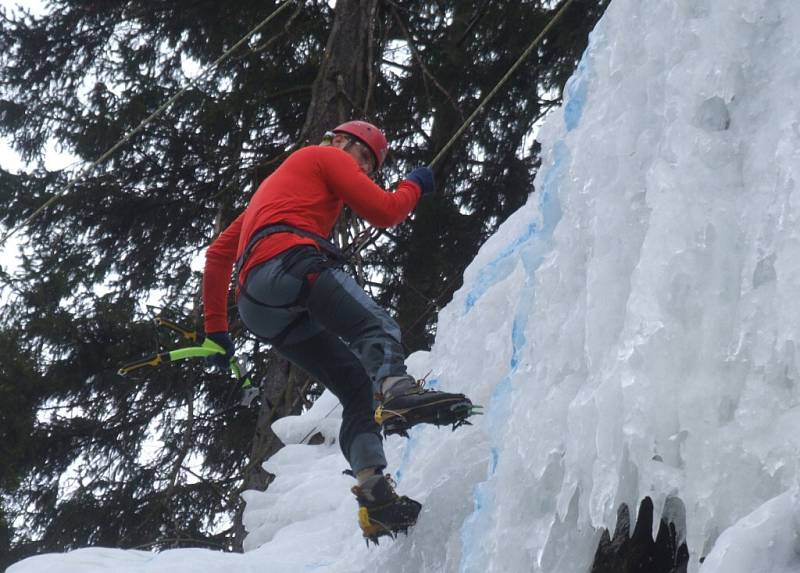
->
xmin=6 ymin=546 xmax=257 ymax=573
xmin=270 ymin=386 xmax=342 ymax=446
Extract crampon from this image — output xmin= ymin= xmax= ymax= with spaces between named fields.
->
xmin=352 ymin=474 xmax=421 ymax=546
xmin=374 ymin=380 xmax=483 ymax=438
xmin=357 ymin=505 xmax=420 ymax=546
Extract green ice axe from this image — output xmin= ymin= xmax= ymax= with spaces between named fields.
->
xmin=118 ymin=337 xmax=255 ymax=391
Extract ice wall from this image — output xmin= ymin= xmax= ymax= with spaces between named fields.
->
xmin=449 ymin=1 xmax=800 ymax=571
xmin=9 ymin=1 xmax=800 ymax=572
xmin=243 ymin=1 xmax=800 ymax=571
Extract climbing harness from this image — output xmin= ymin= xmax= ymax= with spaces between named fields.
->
xmin=234 ymin=222 xmax=348 ymax=282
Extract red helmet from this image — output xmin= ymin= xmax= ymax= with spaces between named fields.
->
xmin=332 ymin=120 xmax=388 ymax=169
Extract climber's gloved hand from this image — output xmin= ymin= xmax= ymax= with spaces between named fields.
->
xmin=405 ymin=166 xmax=435 ymax=196
xmin=205 ymin=331 xmax=235 ymax=371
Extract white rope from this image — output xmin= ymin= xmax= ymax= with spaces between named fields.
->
xmin=0 ymin=0 xmax=296 ymax=247
xmin=428 ymin=0 xmax=578 ymax=168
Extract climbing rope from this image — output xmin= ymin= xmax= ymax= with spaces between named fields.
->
xmin=0 ymin=0 xmax=296 ymax=248
xmin=2 ymin=0 xmax=577 ymax=246
xmin=291 ymin=0 xmax=582 ymax=440
xmin=7 ymin=0 xmax=580 ymax=424
xmin=428 ymin=0 xmax=578 ymax=169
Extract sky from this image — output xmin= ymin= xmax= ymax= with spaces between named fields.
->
xmin=0 ymin=0 xmax=32 ymax=174
xmin=0 ymin=0 xmax=79 ymax=273
xmin=0 ymin=0 xmax=73 ymax=171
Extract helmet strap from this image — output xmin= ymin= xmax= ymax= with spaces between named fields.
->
xmin=342 ymin=137 xmax=357 ymax=155
xmin=329 ymin=133 xmax=377 ymax=174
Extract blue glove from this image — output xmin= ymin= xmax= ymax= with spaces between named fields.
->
xmin=405 ymin=166 xmax=435 ymax=196
xmin=205 ymin=331 xmax=235 ymax=371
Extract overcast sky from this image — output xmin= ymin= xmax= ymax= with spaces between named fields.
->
xmin=0 ymin=0 xmax=45 ymax=173
xmin=1 ymin=0 xmax=48 ymax=269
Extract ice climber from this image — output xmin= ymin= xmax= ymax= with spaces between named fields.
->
xmin=201 ymin=120 xmax=476 ymax=542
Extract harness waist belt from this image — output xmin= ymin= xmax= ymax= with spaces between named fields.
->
xmin=234 ymin=223 xmax=346 ymax=284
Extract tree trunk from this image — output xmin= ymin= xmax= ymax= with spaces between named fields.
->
xmin=232 ymin=0 xmax=380 ymax=550
xmin=301 ymin=0 xmax=380 ymax=143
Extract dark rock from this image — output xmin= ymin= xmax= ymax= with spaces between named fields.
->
xmin=591 ymin=497 xmax=689 ymax=573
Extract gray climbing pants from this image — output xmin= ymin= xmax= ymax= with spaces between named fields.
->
xmin=237 ymin=246 xmax=408 ymax=473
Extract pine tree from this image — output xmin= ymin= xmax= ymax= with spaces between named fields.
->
xmin=0 ymin=0 xmax=607 ymax=564
xmin=1 ymin=0 xmax=334 ymax=560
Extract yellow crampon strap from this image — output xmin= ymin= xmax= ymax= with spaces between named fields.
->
xmin=358 ymin=507 xmax=372 ymax=530
xmin=357 ymin=507 xmax=387 ymax=539
xmin=373 ymin=405 xmax=405 ymax=425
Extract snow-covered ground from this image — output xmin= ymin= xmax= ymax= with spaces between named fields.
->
xmin=10 ymin=0 xmax=800 ymax=571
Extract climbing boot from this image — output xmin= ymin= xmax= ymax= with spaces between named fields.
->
xmin=352 ymin=473 xmax=421 ymax=545
xmin=374 ymin=375 xmax=482 ymax=437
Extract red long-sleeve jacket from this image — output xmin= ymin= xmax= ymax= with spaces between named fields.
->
xmin=202 ymin=145 xmax=422 ymax=333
